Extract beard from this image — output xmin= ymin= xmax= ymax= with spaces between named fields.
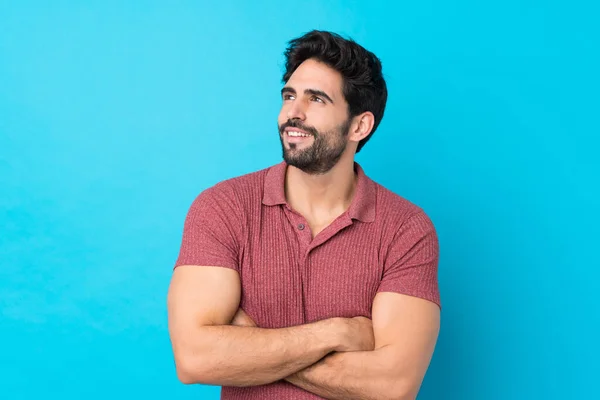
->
xmin=278 ymin=118 xmax=352 ymax=175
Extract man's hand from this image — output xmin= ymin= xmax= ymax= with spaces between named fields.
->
xmin=338 ymin=317 xmax=375 ymax=352
xmin=284 ymin=294 xmax=440 ymax=400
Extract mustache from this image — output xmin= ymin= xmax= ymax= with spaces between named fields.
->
xmin=279 ymin=120 xmax=319 ymax=137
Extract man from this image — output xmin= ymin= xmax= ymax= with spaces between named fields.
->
xmin=167 ymin=30 xmax=441 ymax=400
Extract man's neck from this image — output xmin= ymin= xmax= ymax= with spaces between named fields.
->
xmin=285 ymin=155 xmax=357 ymax=222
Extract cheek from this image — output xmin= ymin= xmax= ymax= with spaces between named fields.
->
xmin=278 ymin=112 xmax=286 ymax=122
xmin=277 ymin=106 xmax=288 ymax=125
xmin=310 ymin=113 xmax=341 ymax=133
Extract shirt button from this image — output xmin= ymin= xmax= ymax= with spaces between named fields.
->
xmin=298 ymin=223 xmax=305 ymax=230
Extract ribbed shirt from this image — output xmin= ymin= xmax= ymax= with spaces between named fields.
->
xmin=174 ymin=161 xmax=440 ymax=399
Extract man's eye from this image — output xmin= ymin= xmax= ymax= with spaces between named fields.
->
xmin=283 ymin=94 xmax=295 ymax=100
xmin=311 ymin=96 xmax=324 ymax=103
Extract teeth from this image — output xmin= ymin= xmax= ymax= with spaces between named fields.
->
xmin=288 ymin=131 xmax=310 ymax=137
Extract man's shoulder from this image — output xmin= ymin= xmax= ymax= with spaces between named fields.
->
xmin=218 ymin=164 xmax=272 ymax=189
xmin=198 ymin=163 xmax=277 ymax=203
xmin=373 ymin=181 xmax=433 ymax=228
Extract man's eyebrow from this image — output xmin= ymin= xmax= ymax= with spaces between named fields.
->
xmin=305 ymin=89 xmax=334 ymax=104
xmin=280 ymin=87 xmax=334 ymax=104
xmin=281 ymin=86 xmax=296 ymax=96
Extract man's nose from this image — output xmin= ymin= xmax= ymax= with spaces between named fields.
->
xmin=286 ymin=100 xmax=306 ymax=121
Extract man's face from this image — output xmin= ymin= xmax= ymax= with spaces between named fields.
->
xmin=278 ymin=59 xmax=352 ymax=174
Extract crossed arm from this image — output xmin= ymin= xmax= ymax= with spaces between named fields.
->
xmin=167 ymin=265 xmax=440 ymax=400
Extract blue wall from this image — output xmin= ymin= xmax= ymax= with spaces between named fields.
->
xmin=1 ymin=1 xmax=598 ymax=399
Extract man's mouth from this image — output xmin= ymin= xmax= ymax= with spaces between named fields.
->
xmin=287 ymin=130 xmax=311 ymax=137
xmin=284 ymin=128 xmax=314 ymax=144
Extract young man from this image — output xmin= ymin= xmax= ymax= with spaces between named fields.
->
xmin=168 ymin=30 xmax=441 ymax=400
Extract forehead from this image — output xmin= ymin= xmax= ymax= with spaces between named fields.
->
xmin=286 ymin=59 xmax=344 ymax=101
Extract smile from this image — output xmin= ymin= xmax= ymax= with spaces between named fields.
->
xmin=287 ymin=131 xmax=311 ymax=137
xmin=285 ymin=128 xmax=313 ymax=137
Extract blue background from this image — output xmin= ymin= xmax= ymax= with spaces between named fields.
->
xmin=1 ymin=1 xmax=598 ymax=399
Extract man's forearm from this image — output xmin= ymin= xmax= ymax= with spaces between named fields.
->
xmin=285 ymin=348 xmax=407 ymax=400
xmin=175 ymin=319 xmax=342 ymax=387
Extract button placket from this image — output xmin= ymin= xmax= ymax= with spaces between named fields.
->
xmin=288 ymin=212 xmax=310 ymax=324
xmin=292 ymin=215 xmax=311 ymax=246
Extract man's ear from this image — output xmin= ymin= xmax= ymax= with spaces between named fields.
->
xmin=348 ymin=111 xmax=375 ymax=143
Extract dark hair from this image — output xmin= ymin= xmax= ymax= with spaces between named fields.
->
xmin=282 ymin=30 xmax=387 ymax=153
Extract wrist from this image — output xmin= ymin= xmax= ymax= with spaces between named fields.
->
xmin=322 ymin=317 xmax=348 ymax=352
xmin=285 ymin=371 xmax=301 ymax=384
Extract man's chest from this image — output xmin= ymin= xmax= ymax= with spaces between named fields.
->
xmin=238 ymin=218 xmax=383 ymax=328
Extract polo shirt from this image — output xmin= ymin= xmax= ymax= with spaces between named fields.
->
xmin=174 ymin=161 xmax=440 ymax=399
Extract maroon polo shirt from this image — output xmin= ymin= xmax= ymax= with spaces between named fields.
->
xmin=174 ymin=161 xmax=440 ymax=399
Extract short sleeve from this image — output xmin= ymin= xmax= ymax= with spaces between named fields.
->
xmin=173 ymin=183 xmax=242 ymax=272
xmin=377 ymin=211 xmax=441 ymax=308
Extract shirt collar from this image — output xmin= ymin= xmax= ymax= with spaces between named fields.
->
xmin=262 ymin=161 xmax=376 ymax=223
